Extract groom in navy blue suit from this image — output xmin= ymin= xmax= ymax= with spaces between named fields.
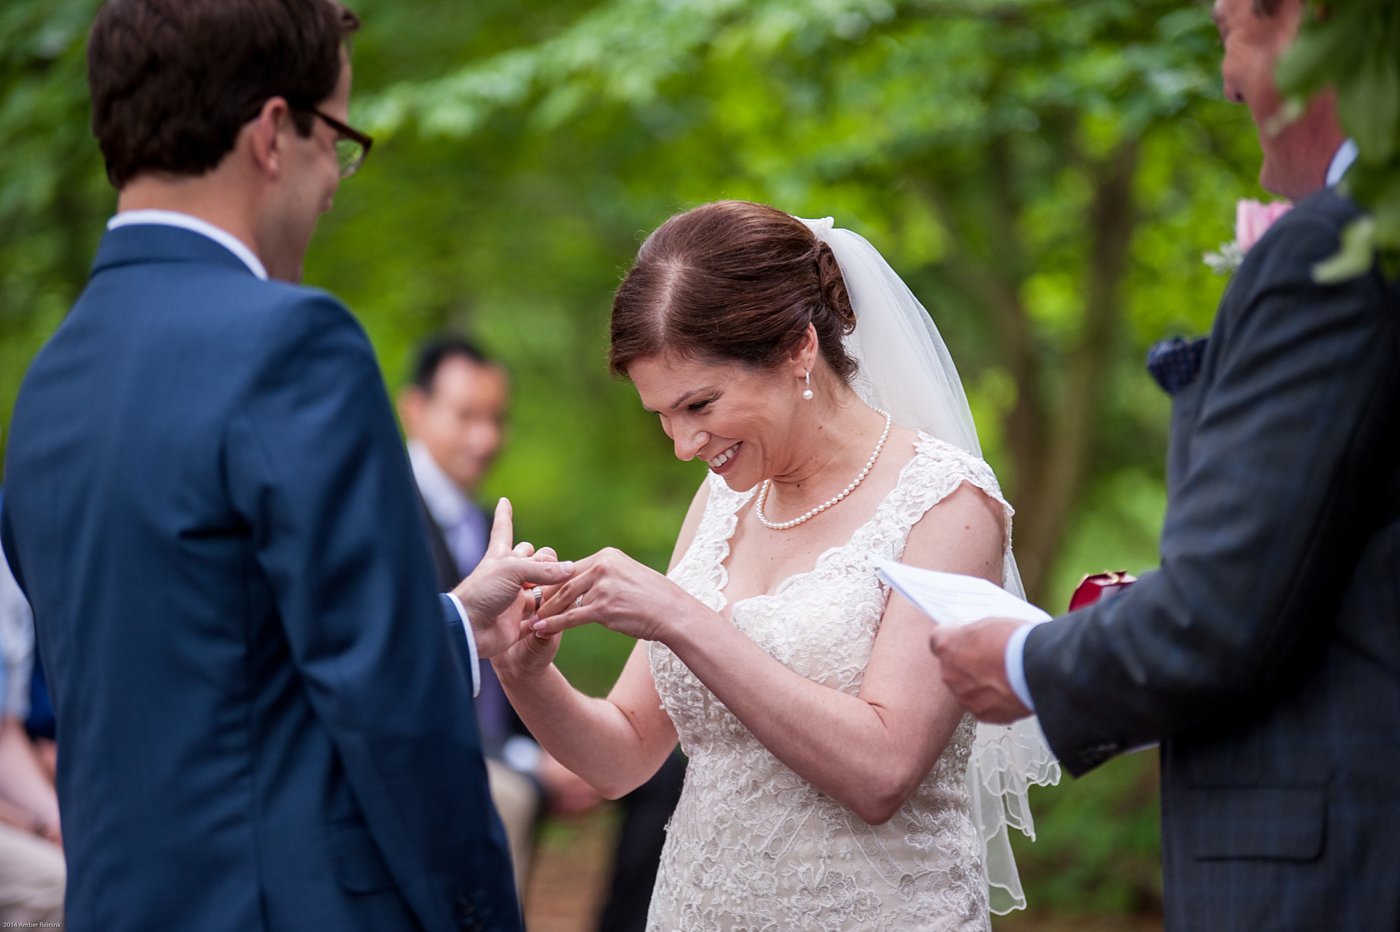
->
xmin=0 ymin=1 xmax=574 ymax=929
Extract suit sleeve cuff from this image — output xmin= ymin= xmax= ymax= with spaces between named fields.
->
xmin=1005 ymin=622 xmax=1036 ymax=712
xmin=445 ymin=592 xmax=481 ymax=698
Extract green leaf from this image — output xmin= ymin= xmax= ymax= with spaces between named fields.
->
xmin=1274 ymin=16 xmax=1364 ymax=98
xmin=1337 ymin=37 xmax=1400 ymax=165
xmin=1343 ymin=163 xmax=1400 ymax=235
xmin=1313 ymin=216 xmax=1376 ymax=283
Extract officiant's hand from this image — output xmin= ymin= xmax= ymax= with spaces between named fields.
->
xmin=452 ymin=498 xmax=575 ymax=659
xmin=929 ymin=619 xmax=1031 ymax=724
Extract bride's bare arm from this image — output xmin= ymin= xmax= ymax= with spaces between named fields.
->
xmin=493 ymin=641 xmax=675 ymax=798
xmin=537 ymin=480 xmax=1005 ymax=824
xmin=490 ymin=480 xmax=713 ymax=798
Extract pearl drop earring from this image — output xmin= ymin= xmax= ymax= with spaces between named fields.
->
xmin=801 ymin=371 xmax=814 ymax=400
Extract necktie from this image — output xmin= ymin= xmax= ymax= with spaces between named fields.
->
xmin=448 ymin=506 xmax=489 ymax=576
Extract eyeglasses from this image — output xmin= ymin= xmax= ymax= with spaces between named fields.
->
xmin=297 ymin=107 xmax=373 ymax=179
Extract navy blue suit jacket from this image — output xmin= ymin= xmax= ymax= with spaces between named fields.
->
xmin=0 ymin=225 xmax=520 ymax=931
xmin=1023 ymin=189 xmax=1400 ymax=929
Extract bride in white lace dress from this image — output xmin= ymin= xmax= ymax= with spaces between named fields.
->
xmin=494 ymin=201 xmax=1056 ymax=930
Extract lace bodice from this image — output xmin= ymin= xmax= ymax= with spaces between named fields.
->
xmin=645 ymin=434 xmax=1010 ymax=931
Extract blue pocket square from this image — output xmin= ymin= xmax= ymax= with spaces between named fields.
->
xmin=1146 ymin=336 xmax=1207 ymax=395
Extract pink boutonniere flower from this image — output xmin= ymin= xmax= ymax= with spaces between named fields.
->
xmin=1235 ymin=199 xmax=1292 ymax=251
xmin=1204 ymin=198 xmax=1292 ymax=274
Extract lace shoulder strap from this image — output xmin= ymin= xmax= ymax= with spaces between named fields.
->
xmin=859 ymin=433 xmax=1013 ymax=563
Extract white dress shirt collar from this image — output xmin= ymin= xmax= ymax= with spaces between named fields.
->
xmin=107 ymin=209 xmax=268 ymax=281
xmin=1327 ymin=139 xmax=1358 ymax=188
xmin=406 ymin=440 xmax=473 ymax=530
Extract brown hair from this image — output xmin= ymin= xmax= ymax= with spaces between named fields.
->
xmin=87 ymin=0 xmax=360 ymax=188
xmin=609 ymin=201 xmax=858 ymax=383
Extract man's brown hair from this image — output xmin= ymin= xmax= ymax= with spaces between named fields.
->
xmin=87 ymin=0 xmax=359 ymax=188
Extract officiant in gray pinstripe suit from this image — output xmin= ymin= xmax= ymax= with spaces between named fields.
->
xmin=930 ymin=1 xmax=1400 ymax=929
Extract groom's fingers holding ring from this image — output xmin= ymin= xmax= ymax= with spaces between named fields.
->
xmin=541 ymin=588 xmax=583 ymax=615
xmin=531 ymin=593 xmax=589 ymax=636
xmin=533 ymin=586 xmax=585 ymax=627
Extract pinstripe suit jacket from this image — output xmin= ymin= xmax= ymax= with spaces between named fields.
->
xmin=1023 ymin=188 xmax=1400 ymax=930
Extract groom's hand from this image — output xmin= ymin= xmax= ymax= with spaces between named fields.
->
xmin=929 ymin=619 xmax=1031 ymax=724
xmin=452 ymin=498 xmax=575 ymax=659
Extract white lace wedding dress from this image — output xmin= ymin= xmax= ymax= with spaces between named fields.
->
xmin=646 ymin=434 xmax=1011 ymax=932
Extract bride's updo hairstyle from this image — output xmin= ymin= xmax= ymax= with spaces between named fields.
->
xmin=609 ymin=200 xmax=859 ymax=382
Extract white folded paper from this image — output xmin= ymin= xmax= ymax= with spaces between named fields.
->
xmin=874 ymin=557 xmax=1051 ymax=626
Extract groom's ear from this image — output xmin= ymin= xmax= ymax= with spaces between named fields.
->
xmin=242 ymin=97 xmax=293 ymax=181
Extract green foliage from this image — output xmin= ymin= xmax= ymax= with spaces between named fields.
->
xmin=1280 ymin=0 xmax=1400 ymax=277
xmin=998 ymin=753 xmax=1163 ymax=923
xmin=341 ymin=0 xmax=1259 ymax=607
xmin=0 ymin=0 xmax=108 ymax=455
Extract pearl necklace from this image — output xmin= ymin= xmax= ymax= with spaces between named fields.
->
xmin=755 ymin=409 xmax=893 ymax=531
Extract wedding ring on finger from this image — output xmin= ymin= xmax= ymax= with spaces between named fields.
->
xmin=574 ymin=595 xmax=584 ymax=609
xmin=529 ymin=587 xmax=544 ymax=612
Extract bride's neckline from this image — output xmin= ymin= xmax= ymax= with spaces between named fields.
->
xmin=754 ymin=408 xmax=893 ymax=531
xmin=713 ymin=433 xmax=932 ymax=618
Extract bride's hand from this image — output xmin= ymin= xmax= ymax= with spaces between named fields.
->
xmin=532 ymin=547 xmax=694 ymax=643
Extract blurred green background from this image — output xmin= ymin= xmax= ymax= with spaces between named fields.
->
xmin=2 ymin=0 xmax=1279 ymax=923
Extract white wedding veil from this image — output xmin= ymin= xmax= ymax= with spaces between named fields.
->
xmin=801 ymin=216 xmax=1062 ymax=915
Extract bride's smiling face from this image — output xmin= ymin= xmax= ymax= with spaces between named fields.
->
xmin=628 ymin=353 xmax=799 ymax=491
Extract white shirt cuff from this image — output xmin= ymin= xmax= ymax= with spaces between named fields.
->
xmin=446 ymin=592 xmax=481 ymax=698
xmin=1004 ymin=622 xmax=1036 ymax=712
